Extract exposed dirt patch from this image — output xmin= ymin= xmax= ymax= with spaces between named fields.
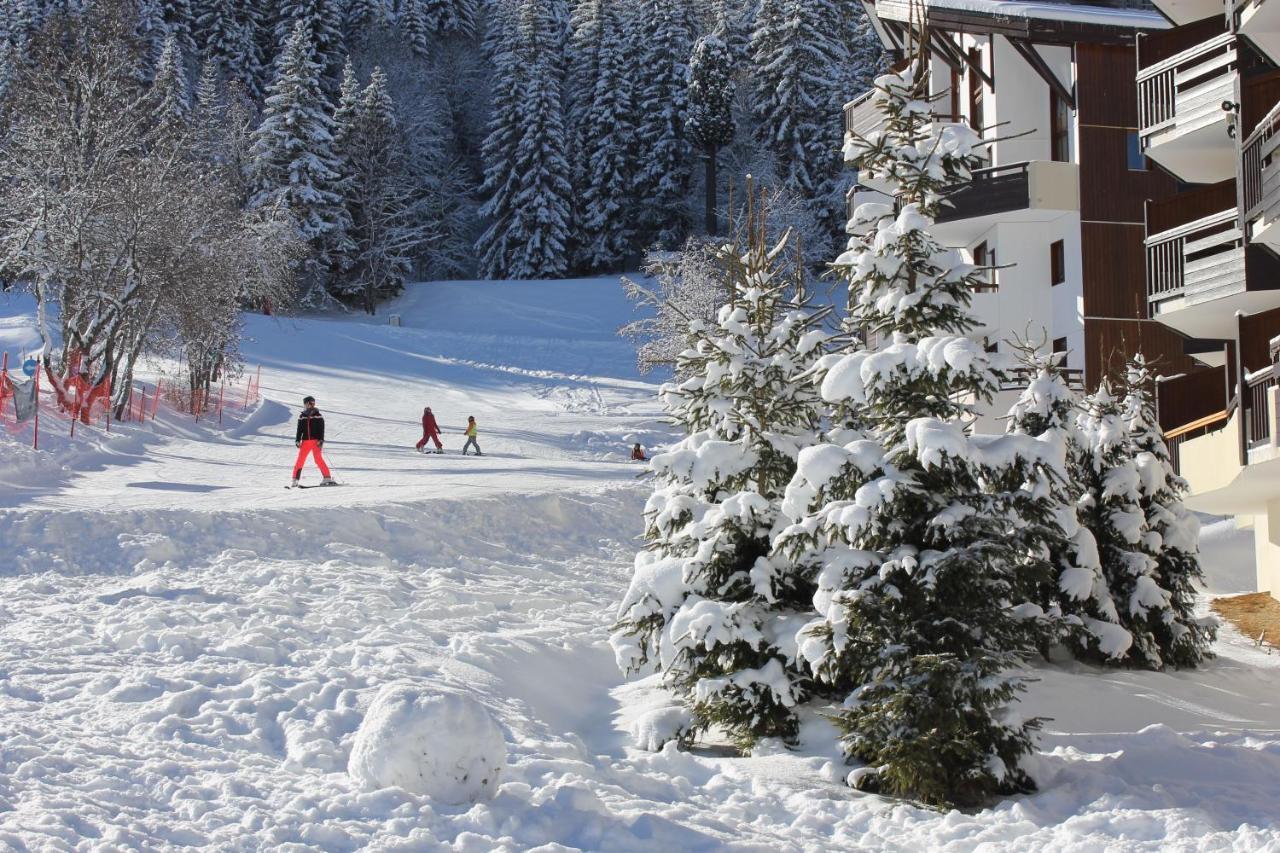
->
xmin=1212 ymin=592 xmax=1280 ymax=650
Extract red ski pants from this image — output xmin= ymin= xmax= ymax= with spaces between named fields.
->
xmin=416 ymin=430 xmax=442 ymax=450
xmin=293 ymin=440 xmax=331 ymax=479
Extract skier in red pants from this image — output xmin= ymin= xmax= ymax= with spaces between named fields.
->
xmin=416 ymin=406 xmax=443 ymax=453
xmin=292 ymin=396 xmax=337 ymax=487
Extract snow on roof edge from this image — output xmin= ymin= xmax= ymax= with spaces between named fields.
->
xmin=876 ymin=0 xmax=1170 ymax=31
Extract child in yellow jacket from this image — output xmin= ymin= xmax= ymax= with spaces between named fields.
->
xmin=463 ymin=416 xmax=482 ymax=456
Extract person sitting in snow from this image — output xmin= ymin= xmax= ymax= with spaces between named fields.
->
xmin=292 ymin=395 xmax=337 ymax=486
xmin=630 ymin=443 xmax=646 ymax=461
xmin=462 ymin=416 xmax=482 ymax=456
xmin=416 ymin=406 xmax=443 ymax=453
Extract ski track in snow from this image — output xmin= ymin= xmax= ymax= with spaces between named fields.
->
xmin=1 ymin=281 xmax=1280 ymax=850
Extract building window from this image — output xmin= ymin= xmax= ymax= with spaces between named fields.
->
xmin=1053 ymin=337 xmax=1069 ymax=365
xmin=1050 ymin=91 xmax=1070 ymax=162
xmin=1050 ymin=240 xmax=1065 ymax=285
xmin=968 ymin=48 xmax=984 ymax=134
xmin=1126 ymin=130 xmax=1148 ymax=171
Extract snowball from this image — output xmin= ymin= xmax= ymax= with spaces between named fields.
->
xmin=348 ymin=684 xmax=506 ymax=804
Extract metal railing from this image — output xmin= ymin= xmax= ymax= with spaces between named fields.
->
xmin=1137 ymin=33 xmax=1236 ymax=144
xmin=937 ymin=161 xmax=1032 ymax=224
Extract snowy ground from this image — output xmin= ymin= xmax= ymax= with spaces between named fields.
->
xmin=2 ymin=281 xmax=1279 ymax=851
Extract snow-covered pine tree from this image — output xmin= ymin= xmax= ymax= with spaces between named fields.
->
xmin=249 ymin=19 xmax=350 ymax=302
xmin=347 ymin=0 xmax=389 ymax=36
xmin=196 ymin=0 xmax=258 ymax=96
xmin=1005 ymin=349 xmax=1131 ymax=663
xmin=398 ymin=0 xmax=431 ymax=59
xmin=612 ymin=222 xmax=831 ymax=749
xmin=773 ymin=57 xmax=1058 ymax=808
xmin=420 ymin=0 xmax=477 ymax=36
xmin=476 ymin=0 xmax=572 ymax=279
xmin=333 ymin=66 xmax=418 ymax=311
xmin=160 ymin=0 xmax=200 ymax=68
xmin=275 ymin=0 xmax=346 ymax=94
xmin=1076 ymin=379 xmax=1173 ymax=669
xmin=632 ymin=0 xmax=694 ymax=250
xmin=136 ymin=0 xmax=168 ymax=73
xmin=847 ymin=1 xmax=886 ymax=95
xmin=1121 ymin=356 xmax=1216 ymax=667
xmin=686 ymin=32 xmax=736 ymax=236
xmin=749 ymin=0 xmax=850 ymax=249
xmin=568 ymin=0 xmax=636 ymax=271
xmin=151 ymin=31 xmax=191 ymax=125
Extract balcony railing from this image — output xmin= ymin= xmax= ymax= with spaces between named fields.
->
xmin=1164 ymin=409 xmax=1230 ymax=474
xmin=1137 ymin=32 xmax=1236 ymax=146
xmin=1243 ymin=100 xmax=1280 ymax=225
xmin=937 ymin=161 xmax=1032 ymax=224
xmin=1246 ymin=363 xmax=1280 ymax=446
xmin=1146 ymin=207 xmax=1244 ymax=310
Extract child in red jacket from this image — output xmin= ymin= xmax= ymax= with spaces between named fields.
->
xmin=416 ymin=406 xmax=443 ymax=453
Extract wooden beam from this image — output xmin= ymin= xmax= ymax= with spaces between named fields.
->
xmin=954 ymin=36 xmax=994 ymax=88
xmin=929 ymin=30 xmax=967 ymax=73
xmin=1008 ymin=37 xmax=1075 ymax=109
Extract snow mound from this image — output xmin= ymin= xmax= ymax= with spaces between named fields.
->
xmin=347 ymin=684 xmax=506 ymax=804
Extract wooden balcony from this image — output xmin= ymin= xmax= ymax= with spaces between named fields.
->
xmin=1243 ymin=98 xmax=1280 ymax=252
xmin=931 ymin=161 xmax=1079 ymax=245
xmin=1137 ymin=23 xmax=1237 ymax=184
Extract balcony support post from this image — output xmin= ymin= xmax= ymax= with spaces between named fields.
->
xmin=1237 ymin=310 xmax=1248 ymax=467
xmin=1008 ymin=37 xmax=1075 ymax=109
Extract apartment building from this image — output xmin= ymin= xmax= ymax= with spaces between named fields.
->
xmin=846 ymin=0 xmax=1206 ymax=426
xmin=1139 ymin=0 xmax=1280 ymax=599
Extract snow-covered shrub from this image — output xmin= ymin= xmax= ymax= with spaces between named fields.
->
xmin=774 ymin=57 xmax=1057 ymax=808
xmin=1120 ymin=356 xmax=1216 ymax=668
xmin=1005 ymin=352 xmax=1131 ymax=663
xmin=612 ymin=223 xmax=831 ymax=750
xmin=348 ymin=684 xmax=506 ymax=804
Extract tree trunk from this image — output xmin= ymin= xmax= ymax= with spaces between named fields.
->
xmin=704 ymin=147 xmax=719 ymax=237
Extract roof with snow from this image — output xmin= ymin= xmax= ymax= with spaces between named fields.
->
xmin=874 ymin=0 xmax=1169 ymax=43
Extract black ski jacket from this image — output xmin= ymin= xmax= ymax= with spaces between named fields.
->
xmin=296 ymin=408 xmax=326 ymax=442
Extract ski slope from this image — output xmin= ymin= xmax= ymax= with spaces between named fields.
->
xmin=2 ymin=281 xmax=1280 ymax=851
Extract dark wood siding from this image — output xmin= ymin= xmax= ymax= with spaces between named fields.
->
xmin=1135 ymin=15 xmax=1226 ymax=71
xmin=1146 ymin=179 xmax=1237 ymax=234
xmin=1157 ymin=367 xmax=1229 ymax=431
xmin=1081 ymin=222 xmax=1147 ymax=318
xmin=1077 ymin=42 xmax=1185 ymax=390
xmin=1077 ymin=43 xmax=1139 ymax=127
xmin=1084 ymin=318 xmax=1204 ymax=388
xmin=1079 ymin=126 xmax=1175 ymax=222
xmin=1240 ymin=306 xmax=1280 ymax=372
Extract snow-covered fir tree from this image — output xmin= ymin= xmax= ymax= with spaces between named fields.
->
xmin=398 ymin=0 xmax=432 ymax=59
xmin=421 ymin=0 xmax=478 ymax=36
xmin=347 ymin=0 xmax=389 ymax=35
xmin=333 ymin=66 xmax=423 ymax=311
xmin=150 ymin=31 xmax=191 ymax=125
xmin=632 ymin=0 xmax=694 ymax=250
xmin=196 ymin=0 xmax=259 ymax=96
xmin=1005 ymin=350 xmax=1131 ymax=663
xmin=773 ymin=59 xmax=1059 ymax=808
xmin=686 ymin=32 xmax=736 ymax=236
xmin=1076 ymin=380 xmax=1173 ymax=669
xmin=613 ymin=223 xmax=831 ymax=749
xmin=568 ymin=0 xmax=636 ymax=271
xmin=476 ymin=0 xmax=572 ymax=279
xmin=249 ymin=20 xmax=349 ymax=302
xmin=275 ymin=0 xmax=347 ymax=93
xmin=160 ymin=0 xmax=200 ymax=67
xmin=749 ymin=0 xmax=850 ymax=248
xmin=1121 ymin=356 xmax=1216 ymax=667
